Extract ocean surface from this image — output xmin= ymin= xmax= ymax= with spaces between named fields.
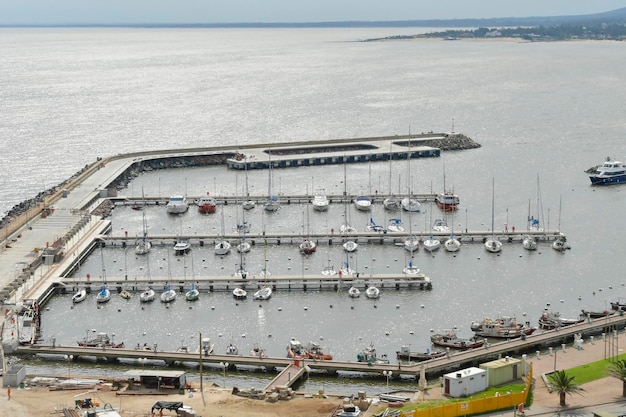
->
xmin=2 ymin=27 xmax=626 ymax=393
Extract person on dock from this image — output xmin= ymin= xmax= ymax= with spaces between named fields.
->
xmin=7 ymin=385 xmax=11 ymax=400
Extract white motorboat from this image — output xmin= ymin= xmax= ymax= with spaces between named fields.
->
xmin=522 ymin=235 xmax=538 ymax=251
xmin=423 ymin=235 xmax=441 ymax=252
xmin=120 ymin=290 xmax=132 ymax=299
xmin=140 ymin=287 xmax=155 ymax=302
xmin=432 ymin=219 xmax=451 ymax=232
xmin=96 ymin=286 xmax=111 ymax=303
xmin=312 ymin=194 xmax=330 ymax=211
xmin=253 ymin=286 xmax=272 ymax=300
xmin=387 ymin=218 xmax=405 ymax=232
xmin=444 ymin=233 xmax=461 ymax=252
xmin=242 ymin=200 xmax=256 ymax=210
xmin=365 ymin=286 xmax=380 ymax=299
xmin=343 ymin=240 xmax=358 ymax=252
xmin=174 ymin=239 xmax=191 ymax=255
xmin=354 ymin=196 xmax=372 ymax=211
xmin=588 ymin=157 xmax=626 ymax=185
xmin=166 ymin=195 xmax=188 ymax=214
xmin=340 ymin=223 xmax=357 ymax=233
xmin=160 ymin=284 xmax=176 ymax=303
xmin=404 ymin=235 xmax=420 ymax=252
xmin=348 ymin=286 xmax=361 ymax=298
xmin=401 ymin=197 xmax=422 ymax=212
xmin=233 ymin=287 xmax=247 ymax=300
xmin=72 ymin=288 xmax=86 ymax=304
xmin=199 ymin=337 xmax=214 ymax=356
xmin=226 ymin=343 xmax=239 ymax=355
xmin=215 ymin=239 xmax=231 ymax=255
xmin=485 ymin=239 xmax=502 ymax=253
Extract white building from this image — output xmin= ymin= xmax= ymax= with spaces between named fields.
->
xmin=443 ymin=367 xmax=488 ymax=398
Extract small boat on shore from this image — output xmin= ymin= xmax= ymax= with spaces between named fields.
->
xmin=337 ymin=403 xmax=361 ymax=417
xmin=538 ymin=308 xmax=584 ymax=329
xmin=357 ymin=343 xmax=389 ymax=364
xmin=588 ymin=157 xmax=626 ymax=185
xmin=72 ymin=288 xmax=86 ymax=304
xmin=431 ymin=331 xmax=484 ymax=350
xmin=395 ymin=345 xmax=445 ymax=361
xmin=470 ymin=316 xmax=536 ymax=339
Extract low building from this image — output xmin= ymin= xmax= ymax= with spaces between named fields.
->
xmin=123 ymin=370 xmax=186 ymax=390
xmin=443 ymin=367 xmax=488 ymax=398
xmin=480 ymin=356 xmax=523 ymax=387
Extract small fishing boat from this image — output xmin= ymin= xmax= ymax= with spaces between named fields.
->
xmin=365 ymin=285 xmax=380 ymax=299
xmin=78 ymin=332 xmax=124 ymax=349
xmin=185 ymin=283 xmax=199 ymax=301
xmin=538 ymin=308 xmax=584 ymax=329
xmin=140 ymin=287 xmax=155 ymax=302
xmin=233 ymin=287 xmax=247 ymax=300
xmin=348 ymin=286 xmax=361 ymax=298
xmin=199 ymin=337 xmax=214 ymax=356
xmin=304 ymin=341 xmax=332 ymax=360
xmin=580 ymin=309 xmax=613 ymax=319
xmin=470 ymin=316 xmax=536 ymax=339
xmin=436 ymin=191 xmax=460 ymax=211
xmin=160 ymin=284 xmax=176 ymax=303
xmin=395 ymin=345 xmax=445 ymax=361
xmin=250 ymin=344 xmax=266 ymax=358
xmin=226 ymin=343 xmax=239 ymax=355
xmin=431 ymin=331 xmax=484 ymax=350
xmin=72 ymin=288 xmax=86 ymax=304
xmin=96 ymin=286 xmax=111 ymax=303
xmin=120 ymin=290 xmax=132 ymax=300
xmin=236 ymin=238 xmax=251 ymax=253
xmin=357 ymin=343 xmax=389 ymax=364
xmin=299 ymin=238 xmax=317 ymax=255
xmin=286 ymin=338 xmax=305 ymax=358
xmin=197 ymin=195 xmax=216 ymax=214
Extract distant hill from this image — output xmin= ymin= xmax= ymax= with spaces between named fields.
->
xmin=4 ymin=7 xmax=626 ymax=28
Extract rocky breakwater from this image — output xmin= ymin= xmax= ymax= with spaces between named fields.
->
xmin=419 ymin=133 xmax=481 ymax=151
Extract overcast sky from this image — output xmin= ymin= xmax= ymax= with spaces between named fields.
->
xmin=1 ymin=0 xmax=625 ymax=25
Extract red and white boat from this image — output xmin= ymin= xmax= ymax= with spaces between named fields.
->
xmin=198 ymin=195 xmax=216 ymax=214
xmin=435 ymin=191 xmax=459 ymax=211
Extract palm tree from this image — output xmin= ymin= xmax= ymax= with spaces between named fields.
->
xmin=608 ymin=359 xmax=626 ymax=397
xmin=548 ymin=370 xmax=586 ymax=406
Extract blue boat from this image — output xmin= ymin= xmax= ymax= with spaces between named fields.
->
xmin=588 ymin=158 xmax=626 ymax=185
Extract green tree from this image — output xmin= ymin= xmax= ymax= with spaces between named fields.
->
xmin=608 ymin=359 xmax=626 ymax=397
xmin=548 ymin=370 xmax=586 ymax=407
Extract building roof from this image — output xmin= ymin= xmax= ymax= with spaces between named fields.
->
xmin=480 ymin=356 xmax=522 ymax=369
xmin=444 ymin=367 xmax=486 ymax=379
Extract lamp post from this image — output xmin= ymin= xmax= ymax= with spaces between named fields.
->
xmin=305 ymin=364 xmax=311 ymax=394
xmin=139 ymin=357 xmax=147 ymax=371
xmin=220 ymin=362 xmax=229 ymax=388
xmin=383 ymin=370 xmax=393 ymax=394
xmin=64 ymin=354 xmax=73 ymax=380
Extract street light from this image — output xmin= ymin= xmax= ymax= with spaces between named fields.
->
xmin=64 ymin=354 xmax=73 ymax=380
xmin=220 ymin=362 xmax=229 ymax=388
xmin=383 ymin=370 xmax=393 ymax=394
xmin=139 ymin=357 xmax=147 ymax=371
